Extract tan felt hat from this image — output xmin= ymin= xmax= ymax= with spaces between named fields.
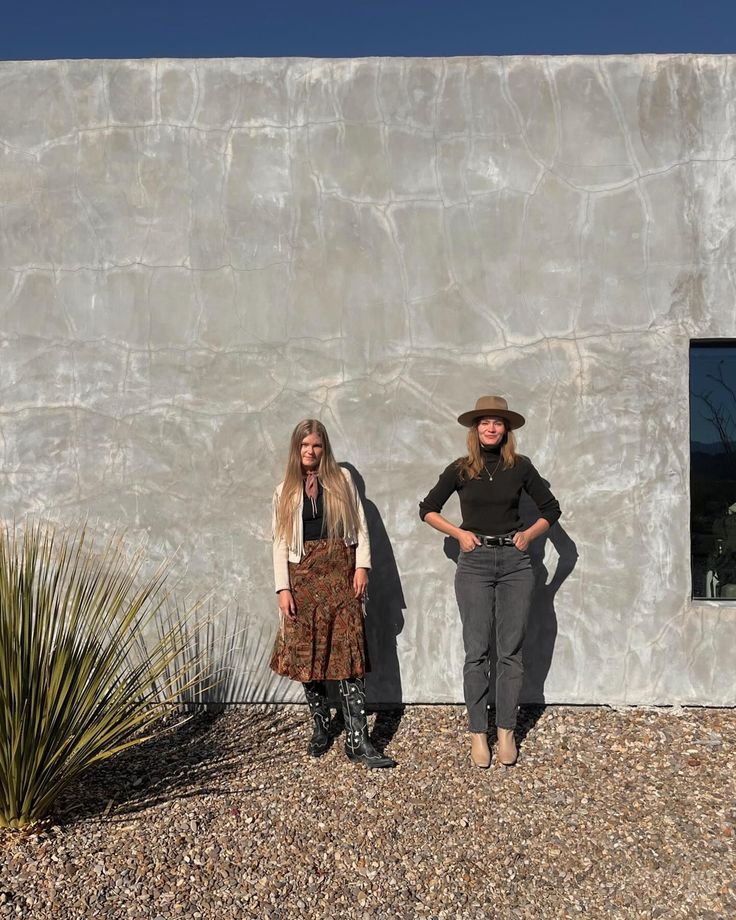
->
xmin=457 ymin=395 xmax=525 ymax=430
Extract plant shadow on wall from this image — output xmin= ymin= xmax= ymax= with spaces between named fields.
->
xmin=340 ymin=464 xmax=405 ymax=752
xmin=443 ymin=485 xmax=578 ymax=745
xmin=0 ymin=521 xmax=287 ymax=831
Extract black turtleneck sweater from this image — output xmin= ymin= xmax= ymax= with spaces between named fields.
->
xmin=419 ymin=447 xmax=561 ymax=535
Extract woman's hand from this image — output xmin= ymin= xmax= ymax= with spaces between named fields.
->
xmin=353 ymin=567 xmax=369 ymax=600
xmin=278 ymin=589 xmax=297 ymax=621
xmin=457 ymin=530 xmax=481 ymax=553
xmin=513 ymin=519 xmax=550 ymax=552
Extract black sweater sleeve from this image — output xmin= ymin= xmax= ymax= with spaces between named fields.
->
xmin=522 ymin=459 xmax=561 ymax=526
xmin=419 ymin=462 xmax=459 ymax=520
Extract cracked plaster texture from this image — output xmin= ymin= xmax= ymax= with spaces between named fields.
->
xmin=0 ymin=55 xmax=735 ymax=705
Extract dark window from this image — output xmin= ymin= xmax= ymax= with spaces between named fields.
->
xmin=690 ymin=340 xmax=736 ymax=599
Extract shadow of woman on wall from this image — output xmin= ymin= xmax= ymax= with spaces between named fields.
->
xmin=517 ymin=488 xmax=578 ymax=743
xmin=442 ymin=483 xmax=577 ymax=750
xmin=340 ymin=463 xmax=405 ymax=752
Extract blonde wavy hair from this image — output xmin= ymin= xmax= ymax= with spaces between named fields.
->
xmin=275 ymin=419 xmax=360 ymax=543
xmin=456 ymin=418 xmax=519 ymax=482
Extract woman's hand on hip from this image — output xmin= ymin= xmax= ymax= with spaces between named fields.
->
xmin=458 ymin=531 xmax=481 ymax=553
xmin=513 ymin=519 xmax=549 ymax=551
xmin=353 ymin=567 xmax=369 ymax=600
xmin=278 ymin=589 xmax=297 ymax=621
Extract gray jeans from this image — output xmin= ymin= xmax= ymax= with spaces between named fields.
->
xmin=454 ymin=541 xmax=534 ymax=731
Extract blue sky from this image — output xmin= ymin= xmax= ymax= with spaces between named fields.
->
xmin=2 ymin=0 xmax=736 ymax=60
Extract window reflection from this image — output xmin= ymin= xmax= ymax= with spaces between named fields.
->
xmin=691 ymin=341 xmax=736 ymax=599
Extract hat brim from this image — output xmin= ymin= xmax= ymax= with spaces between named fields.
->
xmin=457 ymin=409 xmax=526 ymax=429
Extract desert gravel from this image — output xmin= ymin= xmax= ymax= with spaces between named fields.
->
xmin=1 ymin=705 xmax=734 ymax=919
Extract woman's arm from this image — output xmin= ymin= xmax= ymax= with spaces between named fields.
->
xmin=512 ymin=517 xmax=549 ymax=551
xmin=272 ymin=488 xmax=296 ymax=620
xmin=343 ymin=468 xmax=370 ymax=600
xmin=515 ymin=459 xmax=559 ymax=550
xmin=423 ymin=511 xmax=480 ymax=553
xmin=353 ymin=483 xmax=371 ymax=571
xmin=277 ymin=585 xmax=296 ymax=619
xmin=273 ymin=545 xmax=296 ymax=619
xmin=523 ymin=460 xmax=561 ymax=527
xmin=419 ymin=462 xmax=479 ymax=552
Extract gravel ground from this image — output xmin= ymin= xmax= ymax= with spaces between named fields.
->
xmin=1 ymin=705 xmax=734 ymax=919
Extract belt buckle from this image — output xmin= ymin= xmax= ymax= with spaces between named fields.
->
xmin=478 ymin=534 xmax=496 ymax=546
xmin=481 ymin=533 xmax=515 ymax=546
xmin=476 ymin=533 xmax=515 ymax=547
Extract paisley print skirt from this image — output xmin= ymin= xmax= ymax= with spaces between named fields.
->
xmin=269 ymin=539 xmax=368 ymax=682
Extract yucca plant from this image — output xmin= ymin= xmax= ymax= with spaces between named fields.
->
xmin=0 ymin=521 xmax=204 ymax=829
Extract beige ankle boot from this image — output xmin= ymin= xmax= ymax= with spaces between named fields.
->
xmin=496 ymin=728 xmax=518 ymax=766
xmin=470 ymin=732 xmax=491 ymax=769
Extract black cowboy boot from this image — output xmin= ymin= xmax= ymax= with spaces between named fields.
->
xmin=339 ymin=678 xmax=396 ymax=768
xmin=303 ymin=681 xmax=331 ymax=757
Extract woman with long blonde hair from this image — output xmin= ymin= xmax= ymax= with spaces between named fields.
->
xmin=270 ymin=419 xmax=395 ymax=768
xmin=420 ymin=396 xmax=560 ymax=768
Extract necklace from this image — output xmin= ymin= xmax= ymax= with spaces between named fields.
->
xmin=483 ymin=457 xmax=502 ymax=481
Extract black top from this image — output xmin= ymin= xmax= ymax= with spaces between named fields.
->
xmin=419 ymin=446 xmax=561 ymax=535
xmin=302 ymin=481 xmax=325 ymax=542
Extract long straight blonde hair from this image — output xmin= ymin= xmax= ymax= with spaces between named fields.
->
xmin=275 ymin=419 xmax=360 ymax=543
xmin=456 ymin=419 xmax=519 ymax=482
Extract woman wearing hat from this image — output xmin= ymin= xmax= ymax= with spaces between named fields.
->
xmin=270 ymin=418 xmax=395 ymax=768
xmin=419 ymin=396 xmax=560 ymax=767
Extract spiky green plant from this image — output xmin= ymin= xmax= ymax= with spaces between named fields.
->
xmin=0 ymin=521 xmax=203 ymax=829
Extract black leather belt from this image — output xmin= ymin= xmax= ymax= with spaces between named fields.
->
xmin=474 ymin=533 xmax=516 ymax=547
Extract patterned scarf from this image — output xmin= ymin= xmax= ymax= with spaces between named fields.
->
xmin=304 ymin=471 xmax=319 ymax=517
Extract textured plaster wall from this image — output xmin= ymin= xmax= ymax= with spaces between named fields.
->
xmin=1 ymin=56 xmax=735 ymax=705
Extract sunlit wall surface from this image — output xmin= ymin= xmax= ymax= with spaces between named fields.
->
xmin=1 ymin=56 xmax=736 ymax=704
